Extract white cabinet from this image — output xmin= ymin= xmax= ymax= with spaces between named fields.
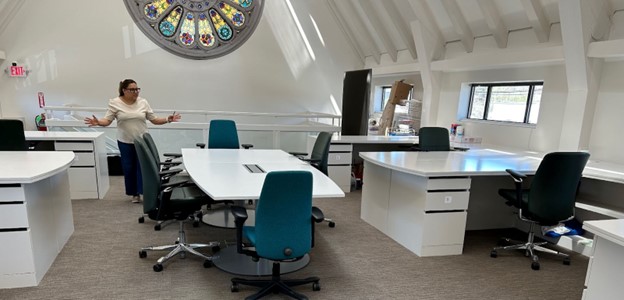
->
xmin=582 ymin=220 xmax=624 ymax=300
xmin=25 ymin=132 xmax=109 ymax=199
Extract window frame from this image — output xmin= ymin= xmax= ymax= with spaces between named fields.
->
xmin=467 ymin=81 xmax=543 ymax=124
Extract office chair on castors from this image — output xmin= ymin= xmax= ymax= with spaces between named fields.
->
xmin=413 ymin=127 xmax=451 ymax=151
xmin=229 ymin=171 xmax=323 ymax=299
xmin=290 ymin=131 xmax=336 ymax=228
xmin=0 ymin=119 xmax=28 ymax=151
xmin=490 ymin=152 xmax=590 ymax=270
xmin=135 ymin=137 xmax=220 ymax=272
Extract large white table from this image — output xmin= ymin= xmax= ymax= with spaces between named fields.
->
xmin=581 ymin=219 xmax=624 ymax=300
xmin=181 ymin=148 xmax=344 ymax=275
xmin=0 ymin=151 xmax=75 ymax=288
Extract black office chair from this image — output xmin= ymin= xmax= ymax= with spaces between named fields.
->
xmin=229 ymin=171 xmax=323 ymax=299
xmin=196 ymin=119 xmax=253 ymax=149
xmin=490 ymin=152 xmax=590 ymax=270
xmin=143 ymin=132 xmax=183 ymax=173
xmin=134 ymin=137 xmax=220 ymax=272
xmin=413 ymin=127 xmax=451 ymax=151
xmin=0 ymin=119 xmax=28 ymax=151
xmin=290 ymin=132 xmax=335 ymax=228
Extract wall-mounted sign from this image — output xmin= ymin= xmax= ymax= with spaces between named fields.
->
xmin=9 ymin=65 xmax=26 ymax=77
xmin=38 ymin=92 xmax=45 ymax=108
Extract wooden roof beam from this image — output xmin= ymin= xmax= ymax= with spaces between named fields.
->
xmin=477 ymin=0 xmax=508 ymax=48
xmin=359 ymin=0 xmax=398 ymax=62
xmin=521 ymin=0 xmax=550 ymax=43
xmin=441 ymin=0 xmax=474 ymax=53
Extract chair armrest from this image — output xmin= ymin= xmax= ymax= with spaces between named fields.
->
xmin=241 ymin=144 xmax=253 ymax=149
xmin=302 ymin=158 xmax=321 ymax=164
xmin=289 ymin=152 xmax=308 ymax=157
xmin=196 ymin=143 xmax=206 ymax=149
xmin=505 ymin=169 xmax=527 ymax=182
xmin=160 ymin=161 xmax=182 ymax=167
xmin=160 ymin=169 xmax=182 ymax=177
xmin=231 ymin=205 xmax=249 ymax=221
xmin=163 ymin=152 xmax=182 ymax=158
xmin=312 ymin=206 xmax=325 ymax=223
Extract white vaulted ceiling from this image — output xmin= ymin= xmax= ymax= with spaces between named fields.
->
xmin=326 ymin=0 xmax=624 ymax=72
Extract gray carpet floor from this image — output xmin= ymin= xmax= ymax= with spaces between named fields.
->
xmin=0 ymin=176 xmax=588 ymax=299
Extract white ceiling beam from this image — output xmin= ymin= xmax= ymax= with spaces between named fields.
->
xmin=587 ymin=38 xmax=624 ymax=58
xmin=588 ymin=0 xmax=612 ymax=41
xmin=412 ymin=20 xmax=441 ymax=126
xmin=430 ymin=45 xmax=564 ymax=72
xmin=477 ymin=0 xmax=508 ymax=48
xmin=520 ymin=0 xmax=550 ymax=43
xmin=359 ymin=0 xmax=398 ymax=62
xmin=325 ymin=0 xmax=365 ymax=65
xmin=440 ymin=0 xmax=474 ymax=53
xmin=372 ymin=62 xmax=420 ymax=77
xmin=346 ymin=0 xmax=381 ymax=64
xmin=386 ymin=0 xmax=417 ymax=60
xmin=407 ymin=0 xmax=444 ymax=60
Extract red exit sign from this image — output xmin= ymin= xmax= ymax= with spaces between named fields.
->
xmin=9 ymin=65 xmax=26 ymax=77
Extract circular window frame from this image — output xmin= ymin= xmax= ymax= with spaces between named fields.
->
xmin=123 ymin=0 xmax=264 ymax=60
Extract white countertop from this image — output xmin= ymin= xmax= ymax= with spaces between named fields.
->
xmin=24 ymin=131 xmax=104 ymax=140
xmin=0 ymin=152 xmax=75 ymax=183
xmin=583 ymin=219 xmax=624 ymax=248
xmin=182 ymin=149 xmax=345 ymax=200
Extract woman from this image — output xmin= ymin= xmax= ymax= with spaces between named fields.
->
xmin=84 ymin=79 xmax=180 ymax=203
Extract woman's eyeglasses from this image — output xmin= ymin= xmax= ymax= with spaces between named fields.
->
xmin=125 ymin=88 xmax=141 ymax=93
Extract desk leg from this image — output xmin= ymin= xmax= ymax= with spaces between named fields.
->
xmin=212 ymin=246 xmax=310 ymax=276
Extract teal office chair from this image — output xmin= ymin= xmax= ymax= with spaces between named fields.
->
xmin=0 ymin=119 xmax=28 ymax=151
xmin=230 ymin=171 xmax=323 ymax=299
xmin=196 ymin=119 xmax=253 ymax=149
xmin=490 ymin=152 xmax=590 ymax=270
xmin=143 ymin=132 xmax=183 ymax=172
xmin=290 ymin=132 xmax=335 ymax=228
xmin=134 ymin=137 xmax=220 ymax=272
xmin=413 ymin=127 xmax=451 ymax=151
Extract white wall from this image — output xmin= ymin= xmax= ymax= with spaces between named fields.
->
xmin=590 ymin=60 xmax=624 ymax=163
xmin=436 ymin=65 xmax=568 ymax=152
xmin=0 ymin=0 xmax=360 ymax=132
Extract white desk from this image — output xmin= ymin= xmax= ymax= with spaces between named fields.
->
xmin=323 ymin=135 xmax=419 ymax=192
xmin=182 ymin=148 xmax=344 ymax=200
xmin=359 ymin=148 xmax=542 ymax=257
xmin=181 ymin=148 xmax=344 ymax=275
xmin=581 ymin=219 xmax=624 ymax=300
xmin=0 ymin=151 xmax=75 ymax=288
xmin=25 ymin=131 xmax=110 ymax=199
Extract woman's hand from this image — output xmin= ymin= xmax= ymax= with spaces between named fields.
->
xmin=84 ymin=115 xmax=99 ymax=127
xmin=168 ymin=112 xmax=181 ymax=123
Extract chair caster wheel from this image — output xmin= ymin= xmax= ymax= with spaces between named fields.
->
xmin=203 ymin=260 xmax=213 ymax=268
xmin=531 ymin=262 xmax=540 ymax=270
xmin=563 ymin=257 xmax=571 ymax=265
xmin=153 ymin=264 xmax=163 ymax=272
xmin=231 ymin=283 xmax=239 ymax=292
xmin=154 ymin=224 xmax=161 ymax=231
xmin=212 ymin=245 xmax=221 ymax=253
xmin=248 ymin=200 xmax=253 ymax=205
xmin=328 ymin=222 xmax=335 ymax=228
xmin=312 ymin=282 xmax=321 ymax=291
xmin=139 ymin=250 xmax=147 ymax=258
xmin=138 ymin=216 xmax=144 ymax=223
xmin=490 ymin=250 xmax=497 ymax=258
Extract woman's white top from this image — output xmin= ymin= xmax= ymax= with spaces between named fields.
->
xmin=103 ymin=97 xmax=157 ymax=143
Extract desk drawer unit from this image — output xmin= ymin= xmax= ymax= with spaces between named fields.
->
xmin=328 ymin=143 xmax=353 ymax=192
xmin=55 ymin=141 xmax=98 ymax=199
xmin=386 ymin=173 xmax=471 ymax=256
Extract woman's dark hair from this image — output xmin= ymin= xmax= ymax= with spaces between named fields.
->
xmin=118 ymin=79 xmax=137 ymax=96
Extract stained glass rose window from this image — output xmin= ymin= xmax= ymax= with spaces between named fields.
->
xmin=124 ymin=0 xmax=264 ymax=59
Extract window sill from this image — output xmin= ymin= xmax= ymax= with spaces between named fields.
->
xmin=459 ymin=118 xmax=537 ymax=129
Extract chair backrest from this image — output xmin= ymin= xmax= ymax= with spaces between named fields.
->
xmin=310 ymin=132 xmax=332 ymax=175
xmin=134 ymin=136 xmax=161 ymax=214
xmin=254 ymin=171 xmax=313 ymax=261
xmin=208 ymin=119 xmax=240 ymax=149
xmin=418 ymin=127 xmax=450 ymax=151
xmin=527 ymin=152 xmax=590 ymax=225
xmin=142 ymin=132 xmax=160 ymax=163
xmin=0 ymin=119 xmax=27 ymax=151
